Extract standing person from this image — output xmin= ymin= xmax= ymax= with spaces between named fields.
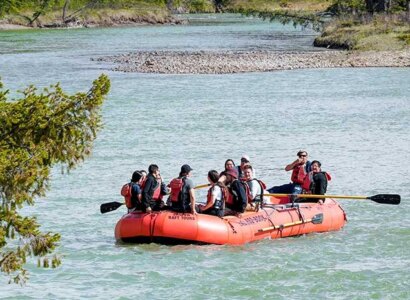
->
xmin=141 ymin=164 xmax=164 ymax=213
xmin=198 ymin=170 xmax=226 ymax=217
xmin=224 ymin=168 xmax=247 ymax=215
xmin=168 ymin=164 xmax=197 ymax=215
xmin=267 ymin=150 xmax=312 ymax=195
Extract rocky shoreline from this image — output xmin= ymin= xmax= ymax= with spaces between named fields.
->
xmin=95 ymin=49 xmax=410 ymax=74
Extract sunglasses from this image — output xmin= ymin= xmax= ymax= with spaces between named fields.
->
xmin=241 ymin=159 xmax=249 ymax=163
xmin=299 ymin=154 xmax=307 ymax=157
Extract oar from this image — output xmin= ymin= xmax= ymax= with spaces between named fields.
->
xmin=100 ymin=201 xmax=124 ymax=214
xmin=194 ymin=183 xmax=210 ymax=189
xmin=100 ymin=183 xmax=211 ymax=214
xmin=258 ymin=213 xmax=324 ymax=232
xmin=263 ymin=193 xmax=401 ymax=205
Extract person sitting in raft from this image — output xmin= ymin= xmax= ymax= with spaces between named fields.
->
xmin=168 ymin=164 xmax=197 ymax=215
xmin=197 ymin=170 xmax=226 ymax=218
xmin=299 ymin=160 xmax=332 ymax=202
xmin=121 ymin=170 xmax=143 ymax=212
xmin=141 ymin=164 xmax=165 ymax=213
xmin=267 ymin=150 xmax=312 ymax=195
xmin=238 ymin=154 xmax=256 ymax=179
xmin=242 ymin=165 xmax=267 ymax=209
xmin=130 ymin=171 xmax=143 ymax=211
xmin=218 ymin=158 xmax=236 ymax=183
xmin=223 ymin=168 xmax=247 ymax=215
xmin=139 ymin=170 xmax=147 ymax=182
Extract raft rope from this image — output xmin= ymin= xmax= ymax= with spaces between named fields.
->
xmin=260 ymin=204 xmax=276 ymax=232
xmin=295 ymin=204 xmax=305 ymax=223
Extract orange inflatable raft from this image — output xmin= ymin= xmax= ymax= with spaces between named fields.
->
xmin=115 ymin=197 xmax=347 ymax=245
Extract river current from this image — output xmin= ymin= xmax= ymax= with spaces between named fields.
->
xmin=0 ymin=14 xmax=409 ymax=299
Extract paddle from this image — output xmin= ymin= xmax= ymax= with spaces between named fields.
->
xmin=258 ymin=213 xmax=324 ymax=232
xmin=100 ymin=201 xmax=123 ymax=214
xmin=100 ymin=183 xmax=211 ymax=214
xmin=194 ymin=183 xmax=210 ymax=189
xmin=263 ymin=193 xmax=401 ymax=205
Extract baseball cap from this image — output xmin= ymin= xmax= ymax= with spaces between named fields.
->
xmin=225 ymin=168 xmax=238 ymax=179
xmin=180 ymin=164 xmax=193 ymax=174
xmin=241 ymin=154 xmax=250 ymax=162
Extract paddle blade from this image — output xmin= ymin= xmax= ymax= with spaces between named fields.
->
xmin=100 ymin=201 xmax=124 ymax=214
xmin=368 ymin=194 xmax=401 ymax=205
xmin=311 ymin=213 xmax=324 ymax=224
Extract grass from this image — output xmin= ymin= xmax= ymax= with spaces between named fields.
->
xmin=227 ymin=0 xmax=333 ymax=13
xmin=2 ymin=5 xmax=171 ymax=27
xmin=315 ymin=15 xmax=410 ymax=50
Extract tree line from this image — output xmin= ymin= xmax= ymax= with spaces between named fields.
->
xmin=0 ymin=0 xmax=408 ymax=27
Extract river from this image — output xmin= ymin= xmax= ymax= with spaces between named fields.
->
xmin=0 ymin=14 xmax=409 ymax=299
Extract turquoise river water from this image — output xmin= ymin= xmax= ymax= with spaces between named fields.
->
xmin=0 ymin=14 xmax=409 ymax=299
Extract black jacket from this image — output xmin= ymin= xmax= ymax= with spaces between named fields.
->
xmin=229 ymin=180 xmax=247 ymax=213
xmin=311 ymin=172 xmax=328 ymax=195
xmin=141 ymin=174 xmax=159 ymax=209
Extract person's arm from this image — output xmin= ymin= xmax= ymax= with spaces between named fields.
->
xmin=201 ymin=188 xmax=216 ymax=211
xmin=133 ymin=185 xmax=142 ymax=202
xmin=189 ymin=188 xmax=197 ymax=215
xmin=218 ymin=174 xmax=227 ymax=183
xmin=285 ymin=159 xmax=302 ymax=171
xmin=142 ymin=177 xmax=153 ymax=210
xmin=160 ymin=181 xmax=168 ymax=195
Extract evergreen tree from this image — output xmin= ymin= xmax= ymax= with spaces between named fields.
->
xmin=0 ymin=74 xmax=110 ymax=284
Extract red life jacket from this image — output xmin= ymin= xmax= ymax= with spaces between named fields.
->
xmin=302 ymin=173 xmax=312 ymax=192
xmin=140 ymin=177 xmax=147 ymax=189
xmin=226 ymin=179 xmax=251 ymax=206
xmin=240 ymin=178 xmax=256 ymax=203
xmin=207 ymin=183 xmax=227 ymax=210
xmin=291 ymin=164 xmax=308 ymax=184
xmin=302 ymin=171 xmax=332 ymax=193
xmin=169 ymin=177 xmax=185 ymax=203
xmin=225 ymin=189 xmax=234 ymax=205
xmin=121 ymin=182 xmax=133 ymax=209
xmin=140 ymin=177 xmax=162 ymax=200
xmin=247 ymin=178 xmax=267 ymax=202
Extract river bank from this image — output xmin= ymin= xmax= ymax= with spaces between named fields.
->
xmin=0 ymin=9 xmax=184 ymax=30
xmin=95 ymin=49 xmax=410 ymax=74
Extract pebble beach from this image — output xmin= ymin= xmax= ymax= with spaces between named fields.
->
xmin=96 ymin=49 xmax=410 ymax=74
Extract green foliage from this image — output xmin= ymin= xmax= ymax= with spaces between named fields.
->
xmin=329 ymin=0 xmax=409 ymax=15
xmin=0 ymin=0 xmax=21 ymax=17
xmin=0 ymin=74 xmax=110 ymax=284
xmin=397 ymin=32 xmax=410 ymax=44
xmin=239 ymin=8 xmax=324 ymax=31
xmin=186 ymin=0 xmax=214 ymax=12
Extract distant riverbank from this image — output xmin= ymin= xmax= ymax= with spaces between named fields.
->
xmin=0 ymin=9 xmax=184 ymax=30
xmin=95 ymin=50 xmax=410 ymax=74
